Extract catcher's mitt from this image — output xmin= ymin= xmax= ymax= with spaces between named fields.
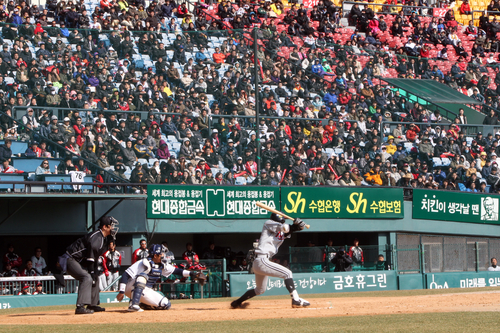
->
xmin=190 ymin=271 xmax=207 ymax=286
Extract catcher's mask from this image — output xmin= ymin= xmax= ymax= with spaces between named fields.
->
xmin=100 ymin=216 xmax=119 ymax=240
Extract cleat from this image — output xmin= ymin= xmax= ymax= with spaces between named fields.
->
xmin=87 ymin=305 xmax=105 ymax=312
xmin=75 ymin=306 xmax=94 ymax=314
xmin=128 ymin=304 xmax=144 ymax=312
xmin=231 ymin=301 xmax=249 ymax=309
xmin=292 ymin=298 xmax=310 ymax=308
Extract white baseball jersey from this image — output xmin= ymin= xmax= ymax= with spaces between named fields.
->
xmin=31 ymin=256 xmax=47 ymax=275
xmin=255 ymin=220 xmax=291 ymax=258
xmin=125 ymin=258 xmax=176 ymax=287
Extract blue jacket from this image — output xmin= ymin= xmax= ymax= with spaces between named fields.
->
xmin=12 ymin=14 xmax=22 ymax=26
xmin=312 ymin=63 xmax=326 ymax=76
xmin=195 ymin=51 xmax=207 ymax=63
xmin=323 ymin=92 xmax=337 ymax=105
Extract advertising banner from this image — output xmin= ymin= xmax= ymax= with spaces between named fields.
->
xmin=280 ymin=187 xmax=404 ymax=219
xmin=229 ymin=271 xmax=397 ymax=297
xmin=147 ymin=185 xmax=280 ymax=219
xmin=425 ymin=272 xmax=500 ymax=290
xmin=413 ymin=189 xmax=499 ymax=224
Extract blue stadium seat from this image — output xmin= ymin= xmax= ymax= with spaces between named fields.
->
xmin=0 ymin=141 xmax=28 ymax=154
xmin=12 ymin=158 xmax=62 ymax=173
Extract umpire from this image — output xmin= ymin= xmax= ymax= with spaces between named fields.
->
xmin=59 ymin=216 xmax=119 ymax=314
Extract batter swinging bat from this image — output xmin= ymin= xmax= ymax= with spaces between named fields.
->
xmin=255 ymin=202 xmax=310 ymax=229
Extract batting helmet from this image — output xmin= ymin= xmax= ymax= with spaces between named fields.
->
xmin=270 ymin=213 xmax=285 ymax=223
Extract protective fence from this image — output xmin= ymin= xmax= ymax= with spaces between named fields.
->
xmin=157 ymin=259 xmax=226 ymax=299
xmin=289 ymin=244 xmax=393 ymax=273
xmin=397 ymin=233 xmax=500 ymax=274
xmin=0 ymin=275 xmax=78 ymax=296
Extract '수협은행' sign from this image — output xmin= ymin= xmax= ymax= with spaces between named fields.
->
xmin=280 ymin=187 xmax=404 ymax=219
xmin=147 ymin=185 xmax=280 ymax=219
xmin=413 ymin=189 xmax=500 ymax=224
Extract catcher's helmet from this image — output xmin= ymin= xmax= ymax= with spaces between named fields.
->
xmin=149 ymin=244 xmax=164 ymax=257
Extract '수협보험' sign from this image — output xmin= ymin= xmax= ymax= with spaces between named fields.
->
xmin=147 ymin=185 xmax=280 ymax=219
xmin=280 ymin=187 xmax=404 ymax=219
xmin=412 ymin=189 xmax=500 ymax=224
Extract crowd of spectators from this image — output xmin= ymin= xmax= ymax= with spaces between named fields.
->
xmin=1 ymin=244 xmax=48 ymax=295
xmin=0 ymin=0 xmax=497 ymax=194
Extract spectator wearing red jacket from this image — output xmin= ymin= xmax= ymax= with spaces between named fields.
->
xmin=182 ymin=243 xmax=199 ymax=266
xmin=406 ymin=124 xmax=420 ymax=142
xmin=131 ymin=239 xmax=149 ymax=264
xmin=177 ymin=3 xmax=189 ymax=18
xmin=420 ymin=44 xmax=430 ymax=58
xmin=100 ymin=0 xmax=113 ymax=12
xmin=34 ymin=23 xmax=44 ymax=35
xmin=348 ymin=239 xmax=364 ymax=264
xmin=3 ymin=244 xmax=22 ymax=269
xmin=460 ymin=0 xmax=471 ymax=14
xmin=339 ymin=91 xmax=352 ymax=105
xmin=73 ymin=117 xmax=84 ymax=136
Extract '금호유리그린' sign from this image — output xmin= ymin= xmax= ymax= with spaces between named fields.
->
xmin=280 ymin=187 xmax=404 ymax=219
xmin=229 ymin=271 xmax=397 ymax=297
xmin=412 ymin=189 xmax=499 ymax=224
xmin=147 ymin=185 xmax=280 ymax=219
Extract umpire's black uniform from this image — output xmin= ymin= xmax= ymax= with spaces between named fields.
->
xmin=64 ymin=227 xmax=108 ymax=312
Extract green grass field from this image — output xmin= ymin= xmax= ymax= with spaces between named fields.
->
xmin=2 ymin=313 xmax=499 ymax=333
xmin=1 ymin=288 xmax=499 ymax=333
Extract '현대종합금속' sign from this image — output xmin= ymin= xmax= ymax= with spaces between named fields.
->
xmin=147 ymin=185 xmax=280 ymax=219
xmin=412 ymin=189 xmax=499 ymax=224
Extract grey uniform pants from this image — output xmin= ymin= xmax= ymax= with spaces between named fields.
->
xmin=66 ymin=257 xmax=100 ymax=306
xmin=253 ymin=257 xmax=293 ymax=295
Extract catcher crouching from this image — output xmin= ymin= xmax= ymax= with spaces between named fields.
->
xmin=116 ymin=244 xmax=206 ymax=311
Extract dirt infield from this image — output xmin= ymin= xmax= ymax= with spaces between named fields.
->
xmin=2 ymin=290 xmax=500 ymax=325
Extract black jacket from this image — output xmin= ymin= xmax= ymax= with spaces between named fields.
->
xmin=66 ymin=229 xmax=108 ymax=266
xmin=0 ymin=143 xmax=12 ymax=161
xmin=331 ymin=252 xmax=353 ymax=272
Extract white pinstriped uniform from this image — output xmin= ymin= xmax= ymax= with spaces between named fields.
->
xmin=252 ymin=220 xmax=293 ymax=295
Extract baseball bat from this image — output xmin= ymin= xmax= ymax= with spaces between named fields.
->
xmin=255 ymin=202 xmax=310 ymax=229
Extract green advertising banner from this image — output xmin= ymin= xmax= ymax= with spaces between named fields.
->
xmin=147 ymin=185 xmax=280 ymax=219
xmin=425 ymin=272 xmax=500 ymax=290
xmin=413 ymin=189 xmax=500 ymax=224
xmin=280 ymin=187 xmax=404 ymax=219
xmin=229 ymin=271 xmax=397 ymax=297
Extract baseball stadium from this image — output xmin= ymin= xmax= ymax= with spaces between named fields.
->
xmin=1 ymin=0 xmax=500 ymax=331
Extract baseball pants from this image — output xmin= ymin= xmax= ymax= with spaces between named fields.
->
xmin=124 ymin=278 xmax=170 ymax=308
xmin=106 ymin=272 xmax=120 ymax=291
xmin=252 ymin=257 xmax=293 ymax=295
xmin=66 ymin=257 xmax=99 ymax=306
xmin=98 ymin=273 xmax=107 ymax=291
